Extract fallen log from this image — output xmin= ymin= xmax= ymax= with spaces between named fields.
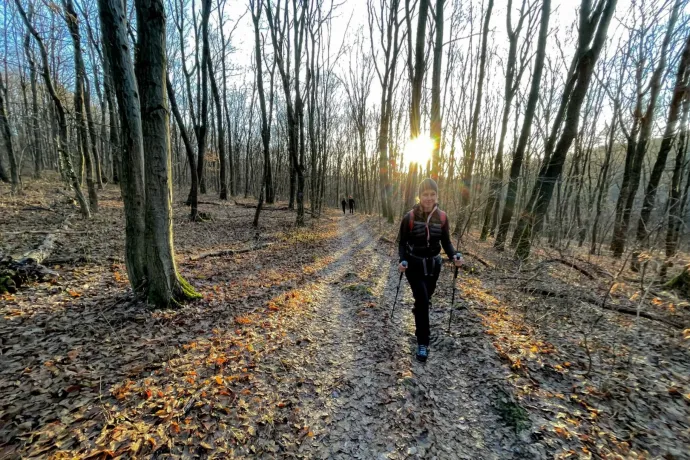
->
xmin=0 ymin=214 xmax=73 ymax=293
xmin=43 ymin=255 xmax=124 ymax=266
xmin=20 ymin=212 xmax=75 ymax=265
xmin=573 ymin=257 xmax=614 ymax=278
xmin=519 ymin=286 xmax=685 ymax=329
xmin=463 ymin=251 xmax=493 ymax=269
xmin=1 ymin=230 xmax=88 ymax=235
xmin=527 ymin=258 xmax=595 ymax=280
xmin=0 ymin=255 xmax=58 ymax=294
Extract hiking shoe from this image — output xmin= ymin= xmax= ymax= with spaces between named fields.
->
xmin=416 ymin=345 xmax=429 ymax=362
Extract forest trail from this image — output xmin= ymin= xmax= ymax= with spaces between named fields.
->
xmin=4 ymin=190 xmax=687 ymax=459
xmin=1 ymin=202 xmax=530 ymax=459
xmin=251 ymin=215 xmax=529 ymax=459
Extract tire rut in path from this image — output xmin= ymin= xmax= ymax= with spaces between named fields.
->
xmin=269 ymin=216 xmax=530 ymax=459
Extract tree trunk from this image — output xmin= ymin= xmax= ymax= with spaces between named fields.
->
xmin=251 ymin=0 xmax=273 ymax=211
xmin=97 ymin=0 xmax=146 ymax=287
xmin=460 ymin=0 xmax=493 ymax=211
xmin=64 ymin=0 xmax=98 ymax=213
xmin=429 ymin=0 xmax=444 ymax=181
xmin=665 ymin=80 xmax=690 ymax=267
xmin=207 ymin=57 xmax=227 ymax=200
xmin=636 ymin=22 xmax=688 ymax=250
xmin=514 ymin=0 xmax=617 ymax=260
xmin=264 ymin=0 xmax=306 ymax=225
xmin=0 ymin=74 xmax=19 ymax=192
xmin=610 ymin=1 xmax=676 ymax=258
xmin=24 ymin=22 xmax=41 ymax=179
xmin=196 ymin=0 xmax=211 ymax=196
xmin=591 ymin=119 xmax=616 ymax=254
xmin=167 ymin=76 xmax=199 ymax=220
xmin=410 ymin=0 xmax=429 ymax=139
xmin=83 ymin=71 xmax=104 ymax=188
xmin=494 ymin=0 xmax=550 ymax=251
xmin=218 ymin=6 xmax=235 ymax=199
xmin=482 ymin=0 xmax=526 ymax=240
xmin=371 ymin=0 xmax=401 ymax=223
xmin=134 ymin=0 xmax=200 ymax=306
xmin=16 ymin=0 xmax=90 ymax=218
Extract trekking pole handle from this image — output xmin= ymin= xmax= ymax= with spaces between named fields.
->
xmin=401 ymin=261 xmax=408 ymax=268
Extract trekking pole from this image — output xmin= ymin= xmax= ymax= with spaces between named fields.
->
xmin=448 ymin=254 xmax=461 ymax=332
xmin=390 ymin=261 xmax=407 ymax=320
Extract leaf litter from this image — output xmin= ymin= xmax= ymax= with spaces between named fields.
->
xmin=4 ymin=178 xmax=687 ymax=459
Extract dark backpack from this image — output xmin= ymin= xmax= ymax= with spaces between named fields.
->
xmin=407 ymin=209 xmax=447 ymax=231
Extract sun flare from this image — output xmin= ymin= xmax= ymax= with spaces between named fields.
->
xmin=404 ymin=137 xmax=435 ymax=169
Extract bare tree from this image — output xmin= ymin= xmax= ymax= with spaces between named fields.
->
xmin=134 ymin=0 xmax=201 ymax=304
xmin=494 ymin=0 xmax=550 ymax=251
xmin=610 ymin=0 xmax=677 ymax=258
xmin=250 ymin=0 xmax=274 ymax=208
xmin=513 ymin=0 xmax=617 ymax=259
xmin=409 ymin=0 xmax=428 ymax=139
xmin=429 ymin=0 xmax=444 ymax=180
xmin=168 ymin=75 xmax=199 ymax=219
xmin=63 ymin=0 xmax=99 ymax=212
xmin=15 ymin=0 xmax=90 ymax=218
xmin=196 ymin=0 xmax=211 ymax=196
xmin=97 ymin=0 xmax=146 ymax=286
xmin=265 ymin=0 xmax=307 ymax=225
xmin=23 ymin=5 xmax=41 ymax=179
xmin=481 ymin=0 xmax=533 ymax=240
xmin=664 ymin=49 xmax=690 ymax=272
xmin=208 ymin=48 xmax=228 ymax=200
xmin=635 ymin=0 xmax=686 ymax=255
xmin=369 ymin=0 xmax=403 ymax=221
xmin=0 ymin=72 xmax=19 ymax=192
xmin=459 ymin=0 xmax=493 ymax=214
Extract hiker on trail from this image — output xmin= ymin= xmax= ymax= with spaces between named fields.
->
xmin=341 ymin=198 xmax=347 ymax=215
xmin=348 ymin=196 xmax=355 ymax=214
xmin=397 ymin=178 xmax=463 ymax=362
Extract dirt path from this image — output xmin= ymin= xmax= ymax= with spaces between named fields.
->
xmin=1 ymin=206 xmax=535 ymax=459
xmin=260 ymin=215 xmax=531 ymax=459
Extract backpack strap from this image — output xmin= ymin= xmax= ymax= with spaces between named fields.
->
xmin=408 ymin=209 xmax=446 ymax=230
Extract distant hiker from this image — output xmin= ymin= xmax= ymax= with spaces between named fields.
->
xmin=397 ymin=178 xmax=463 ymax=362
xmin=341 ymin=198 xmax=347 ymax=214
xmin=348 ymin=196 xmax=355 ymax=214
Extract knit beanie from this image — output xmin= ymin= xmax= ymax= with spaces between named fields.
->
xmin=418 ymin=178 xmax=438 ymax=196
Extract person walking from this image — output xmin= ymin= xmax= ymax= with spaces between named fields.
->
xmin=397 ymin=178 xmax=463 ymax=362
xmin=348 ymin=195 xmax=355 ymax=214
xmin=341 ymin=197 xmax=347 ymax=215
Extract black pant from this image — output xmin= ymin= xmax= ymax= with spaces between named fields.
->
xmin=342 ymin=204 xmax=346 ymax=214
xmin=405 ymin=264 xmax=440 ymax=346
xmin=349 ymin=205 xmax=354 ymax=213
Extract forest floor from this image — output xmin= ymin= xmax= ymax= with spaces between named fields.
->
xmin=1 ymin=176 xmax=689 ymax=459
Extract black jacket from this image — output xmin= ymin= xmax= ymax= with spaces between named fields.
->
xmin=398 ymin=204 xmax=456 ymax=262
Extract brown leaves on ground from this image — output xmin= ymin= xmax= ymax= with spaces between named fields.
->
xmin=2 ymin=176 xmax=689 ymax=459
xmin=0 ymin=178 xmax=344 ymax=458
xmin=455 ymin=233 xmax=690 ymax=459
